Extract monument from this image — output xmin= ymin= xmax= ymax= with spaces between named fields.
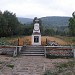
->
xmin=32 ymin=18 xmax=41 ymax=45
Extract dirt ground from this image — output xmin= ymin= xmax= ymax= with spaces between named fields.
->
xmin=41 ymin=36 xmax=68 ymax=45
xmin=8 ymin=36 xmax=70 ymax=46
xmin=23 ymin=36 xmax=68 ymax=45
xmin=0 ymin=55 xmax=70 ymax=75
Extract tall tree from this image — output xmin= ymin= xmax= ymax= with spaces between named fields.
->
xmin=3 ymin=10 xmax=20 ymax=36
xmin=0 ymin=10 xmax=22 ymax=37
xmin=44 ymin=28 xmax=55 ymax=36
xmin=0 ymin=11 xmax=8 ymax=37
xmin=69 ymin=11 xmax=75 ymax=36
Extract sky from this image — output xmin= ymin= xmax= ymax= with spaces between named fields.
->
xmin=0 ymin=0 xmax=75 ymax=18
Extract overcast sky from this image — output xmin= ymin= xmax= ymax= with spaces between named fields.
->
xmin=0 ymin=0 xmax=75 ymax=18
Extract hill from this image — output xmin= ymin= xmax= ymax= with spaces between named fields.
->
xmin=17 ymin=17 xmax=33 ymax=24
xmin=40 ymin=16 xmax=70 ymax=26
xmin=17 ymin=16 xmax=70 ymax=26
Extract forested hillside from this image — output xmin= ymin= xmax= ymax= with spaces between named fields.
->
xmin=40 ymin=16 xmax=70 ymax=26
xmin=18 ymin=16 xmax=70 ymax=27
xmin=0 ymin=10 xmax=71 ymax=37
xmin=18 ymin=17 xmax=33 ymax=24
xmin=17 ymin=16 xmax=70 ymax=36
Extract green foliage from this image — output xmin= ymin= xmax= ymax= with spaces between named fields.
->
xmin=0 ymin=10 xmax=70 ymax=37
xmin=46 ymin=54 xmax=73 ymax=59
xmin=41 ymin=16 xmax=70 ymax=26
xmin=44 ymin=60 xmax=75 ymax=75
xmin=0 ymin=37 xmax=12 ymax=45
xmin=6 ymin=64 xmax=14 ymax=69
xmin=23 ymin=24 xmax=33 ymax=35
xmin=3 ymin=10 xmax=20 ymax=36
xmin=55 ymin=60 xmax=75 ymax=74
xmin=69 ymin=11 xmax=75 ymax=36
xmin=0 ymin=10 xmax=20 ymax=37
xmin=18 ymin=17 xmax=33 ymax=24
xmin=18 ymin=17 xmax=69 ymax=36
xmin=0 ymin=61 xmax=3 ymax=64
xmin=44 ymin=28 xmax=55 ymax=36
xmin=43 ymin=70 xmax=54 ymax=75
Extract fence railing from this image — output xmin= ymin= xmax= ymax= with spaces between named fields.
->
xmin=44 ymin=46 xmax=75 ymax=58
xmin=0 ymin=45 xmax=22 ymax=57
xmin=0 ymin=45 xmax=75 ymax=58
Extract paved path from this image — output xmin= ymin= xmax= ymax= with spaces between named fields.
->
xmin=0 ymin=56 xmax=68 ymax=75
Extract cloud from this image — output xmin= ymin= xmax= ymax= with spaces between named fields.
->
xmin=0 ymin=0 xmax=75 ymax=18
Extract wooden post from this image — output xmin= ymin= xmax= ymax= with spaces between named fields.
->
xmin=18 ymin=38 xmax=23 ymax=46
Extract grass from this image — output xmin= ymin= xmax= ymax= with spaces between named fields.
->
xmin=43 ymin=59 xmax=75 ymax=75
xmin=43 ymin=70 xmax=54 ymax=75
xmin=56 ymin=36 xmax=75 ymax=45
xmin=0 ymin=36 xmax=20 ymax=45
xmin=0 ymin=61 xmax=3 ymax=64
xmin=46 ymin=54 xmax=73 ymax=59
xmin=6 ymin=64 xmax=14 ymax=69
xmin=55 ymin=60 xmax=75 ymax=74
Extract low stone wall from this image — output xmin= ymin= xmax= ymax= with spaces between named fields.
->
xmin=0 ymin=45 xmax=22 ymax=56
xmin=45 ymin=46 xmax=74 ymax=58
xmin=0 ymin=46 xmax=16 ymax=56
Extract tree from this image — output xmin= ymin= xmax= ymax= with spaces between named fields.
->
xmin=0 ymin=10 xmax=22 ymax=37
xmin=23 ymin=24 xmax=33 ymax=35
xmin=0 ymin=11 xmax=8 ymax=37
xmin=44 ymin=28 xmax=55 ymax=36
xmin=3 ymin=10 xmax=20 ymax=36
xmin=69 ymin=11 xmax=75 ymax=36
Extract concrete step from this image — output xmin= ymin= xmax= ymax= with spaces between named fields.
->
xmin=25 ymin=48 xmax=44 ymax=50
xmin=20 ymin=46 xmax=45 ymax=56
xmin=20 ymin=53 xmax=44 ymax=56
xmin=26 ymin=46 xmax=44 ymax=49
xmin=21 ymin=50 xmax=44 ymax=52
xmin=21 ymin=52 xmax=44 ymax=54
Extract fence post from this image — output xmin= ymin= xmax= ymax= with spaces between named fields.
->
xmin=17 ymin=46 xmax=22 ymax=55
xmin=13 ymin=47 xmax=17 ymax=57
xmin=44 ymin=47 xmax=46 ymax=58
xmin=73 ymin=48 xmax=75 ymax=58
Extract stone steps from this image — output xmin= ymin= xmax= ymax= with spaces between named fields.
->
xmin=20 ymin=46 xmax=45 ymax=56
xmin=21 ymin=52 xmax=44 ymax=54
xmin=20 ymin=53 xmax=44 ymax=56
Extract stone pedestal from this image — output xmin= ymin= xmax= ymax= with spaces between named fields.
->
xmin=32 ymin=34 xmax=41 ymax=45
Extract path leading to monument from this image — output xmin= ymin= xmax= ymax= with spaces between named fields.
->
xmin=0 ymin=55 xmax=69 ymax=75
